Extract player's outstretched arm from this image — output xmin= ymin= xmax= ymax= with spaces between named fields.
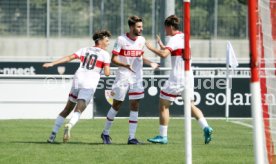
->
xmin=145 ymin=41 xmax=170 ymax=58
xmin=111 ymin=54 xmax=135 ymax=73
xmin=42 ymin=54 xmax=76 ymax=68
xmin=142 ymin=57 xmax=159 ymax=70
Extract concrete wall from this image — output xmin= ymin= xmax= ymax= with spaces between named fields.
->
xmin=0 ymin=37 xmax=249 ymax=60
xmin=0 ymin=79 xmax=93 ymax=119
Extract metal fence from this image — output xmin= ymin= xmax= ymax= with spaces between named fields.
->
xmin=0 ymin=0 xmax=247 ymax=39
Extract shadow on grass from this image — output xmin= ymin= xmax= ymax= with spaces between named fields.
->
xmin=6 ymin=141 xmax=153 ymax=146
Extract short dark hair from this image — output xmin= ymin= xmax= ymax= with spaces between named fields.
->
xmin=164 ymin=15 xmax=180 ymax=30
xmin=92 ymin=30 xmax=111 ymax=44
xmin=128 ymin=15 xmax=143 ymax=27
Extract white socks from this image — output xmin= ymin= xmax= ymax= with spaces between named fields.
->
xmin=103 ymin=107 xmax=118 ymax=135
xmin=159 ymin=125 xmax=168 ymax=137
xmin=103 ymin=108 xmax=139 ymax=139
xmin=68 ymin=112 xmax=81 ymax=127
xmin=129 ymin=111 xmax=138 ymax=139
xmin=158 ymin=118 xmax=208 ymax=137
xmin=198 ymin=117 xmax=209 ymax=130
xmin=52 ymin=115 xmax=65 ymax=134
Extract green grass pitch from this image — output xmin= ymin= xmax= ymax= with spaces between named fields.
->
xmin=0 ymin=119 xmax=254 ymax=164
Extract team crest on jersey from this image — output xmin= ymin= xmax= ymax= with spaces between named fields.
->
xmin=138 ymin=43 xmax=143 ymax=48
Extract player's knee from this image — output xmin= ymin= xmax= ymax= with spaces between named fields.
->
xmin=112 ymin=100 xmax=123 ymax=111
xmin=130 ymin=100 xmax=140 ymax=111
xmin=159 ymin=98 xmax=171 ymax=108
xmin=60 ymin=110 xmax=71 ymax=117
xmin=74 ymin=99 xmax=87 ymax=113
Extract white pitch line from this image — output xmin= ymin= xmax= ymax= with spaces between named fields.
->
xmin=231 ymin=121 xmax=276 ymax=135
xmin=230 ymin=120 xmax=253 ymax=128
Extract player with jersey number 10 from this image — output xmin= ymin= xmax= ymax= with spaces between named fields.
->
xmin=43 ymin=30 xmax=112 ymax=143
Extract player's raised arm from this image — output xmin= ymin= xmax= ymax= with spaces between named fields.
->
xmin=42 ymin=54 xmax=77 ymax=68
xmin=156 ymin=34 xmax=166 ymax=50
xmin=145 ymin=41 xmax=170 ymax=58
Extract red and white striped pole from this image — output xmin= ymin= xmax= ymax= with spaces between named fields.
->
xmin=248 ymin=0 xmax=266 ymax=163
xmin=182 ymin=0 xmax=192 ymax=164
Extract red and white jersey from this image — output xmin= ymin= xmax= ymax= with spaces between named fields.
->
xmin=165 ymin=31 xmax=190 ymax=83
xmin=112 ymin=33 xmax=145 ymax=83
xmin=72 ymin=46 xmax=110 ymax=89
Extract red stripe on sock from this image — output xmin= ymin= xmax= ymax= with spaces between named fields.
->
xmin=129 ymin=120 xmax=137 ymax=123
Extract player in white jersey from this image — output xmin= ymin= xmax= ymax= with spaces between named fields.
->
xmin=101 ymin=16 xmax=159 ymax=144
xmin=44 ymin=30 xmax=111 ymax=143
xmin=146 ymin=15 xmax=213 ymax=144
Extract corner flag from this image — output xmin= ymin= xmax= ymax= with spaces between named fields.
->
xmin=226 ymin=41 xmax=239 ymax=68
xmin=225 ymin=41 xmax=239 ymax=121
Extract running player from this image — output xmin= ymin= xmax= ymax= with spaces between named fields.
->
xmin=44 ymin=30 xmax=111 ymax=143
xmin=101 ymin=16 xmax=159 ymax=144
xmin=145 ymin=15 xmax=213 ymax=144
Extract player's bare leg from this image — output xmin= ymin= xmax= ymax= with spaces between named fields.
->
xmin=147 ymin=98 xmax=170 ymax=144
xmin=191 ymin=102 xmax=213 ymax=144
xmin=47 ymin=100 xmax=76 ymax=143
xmin=59 ymin=100 xmax=77 ymax=118
xmin=101 ymin=99 xmax=122 ymax=144
xmin=159 ymin=98 xmax=171 ymax=126
xmin=127 ymin=99 xmax=140 ymax=144
xmin=112 ymin=99 xmax=123 ymax=111
xmin=63 ymin=99 xmax=86 ymax=143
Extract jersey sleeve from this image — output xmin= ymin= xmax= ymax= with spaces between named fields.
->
xmin=141 ymin=37 xmax=146 ymax=56
xmin=165 ymin=37 xmax=176 ymax=53
xmin=73 ymin=48 xmax=84 ymax=59
xmin=112 ymin=37 xmax=122 ymax=55
xmin=103 ymin=52 xmax=111 ymax=66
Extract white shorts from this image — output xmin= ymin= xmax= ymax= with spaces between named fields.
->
xmin=68 ymin=86 xmax=95 ymax=105
xmin=160 ymin=79 xmax=194 ymax=102
xmin=111 ymin=78 xmax=144 ymax=101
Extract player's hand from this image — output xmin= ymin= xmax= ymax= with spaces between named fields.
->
xmin=156 ymin=34 xmax=165 ymax=49
xmin=150 ymin=62 xmax=159 ymax=70
xmin=125 ymin=64 xmax=135 ymax=73
xmin=145 ymin=41 xmax=153 ymax=50
xmin=43 ymin=63 xmax=54 ymax=68
xmin=156 ymin=34 xmax=162 ymax=44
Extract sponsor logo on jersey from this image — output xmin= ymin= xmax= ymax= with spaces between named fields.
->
xmin=120 ymin=50 xmax=143 ymax=57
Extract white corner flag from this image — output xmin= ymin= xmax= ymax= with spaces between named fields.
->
xmin=225 ymin=41 xmax=239 ymax=121
xmin=226 ymin=41 xmax=239 ymax=68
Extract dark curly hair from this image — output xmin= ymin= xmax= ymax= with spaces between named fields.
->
xmin=128 ymin=15 xmax=143 ymax=27
xmin=92 ymin=30 xmax=112 ymax=44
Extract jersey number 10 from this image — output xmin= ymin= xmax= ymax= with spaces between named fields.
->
xmin=82 ymin=53 xmax=98 ymax=70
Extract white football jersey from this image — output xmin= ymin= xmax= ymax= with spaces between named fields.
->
xmin=72 ymin=46 xmax=110 ymax=89
xmin=165 ymin=32 xmax=191 ymax=84
xmin=112 ymin=33 xmax=145 ymax=83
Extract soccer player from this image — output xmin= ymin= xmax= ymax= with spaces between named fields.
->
xmin=101 ymin=16 xmax=159 ymax=144
xmin=44 ymin=30 xmax=111 ymax=143
xmin=145 ymin=15 xmax=213 ymax=144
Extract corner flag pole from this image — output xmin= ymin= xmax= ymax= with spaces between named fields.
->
xmin=225 ymin=41 xmax=239 ymax=121
xmin=182 ymin=0 xmax=192 ymax=164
